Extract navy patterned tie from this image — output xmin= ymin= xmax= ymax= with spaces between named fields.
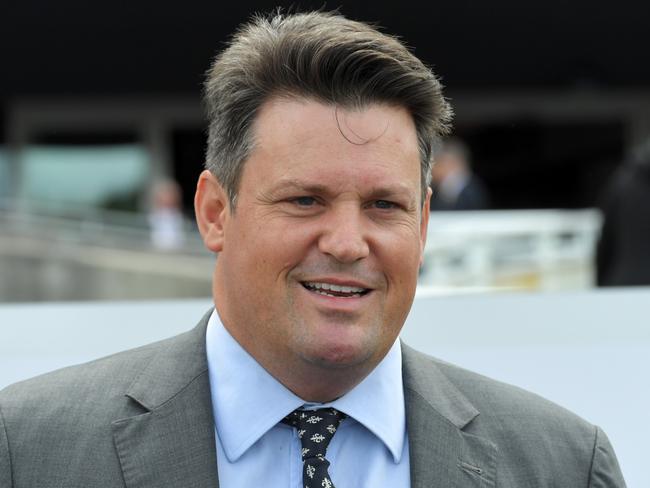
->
xmin=282 ymin=407 xmax=347 ymax=488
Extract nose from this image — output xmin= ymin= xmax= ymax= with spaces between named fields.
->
xmin=318 ymin=206 xmax=370 ymax=263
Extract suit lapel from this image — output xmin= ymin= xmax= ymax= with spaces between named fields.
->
xmin=111 ymin=312 xmax=219 ymax=488
xmin=402 ymin=344 xmax=497 ymax=487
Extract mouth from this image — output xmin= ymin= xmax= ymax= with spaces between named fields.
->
xmin=301 ymin=281 xmax=371 ymax=298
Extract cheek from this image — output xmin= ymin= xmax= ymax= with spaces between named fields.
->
xmin=243 ymin=224 xmax=316 ymax=286
xmin=376 ymin=228 xmax=423 ymax=267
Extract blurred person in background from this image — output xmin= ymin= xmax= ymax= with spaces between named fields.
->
xmin=430 ymin=137 xmax=490 ymax=211
xmin=0 ymin=10 xmax=625 ymax=488
xmin=149 ymin=179 xmax=186 ymax=250
xmin=597 ymin=140 xmax=650 ymax=286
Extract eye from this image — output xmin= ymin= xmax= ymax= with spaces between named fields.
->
xmin=292 ymin=196 xmax=317 ymax=207
xmin=373 ymin=199 xmax=398 ymax=210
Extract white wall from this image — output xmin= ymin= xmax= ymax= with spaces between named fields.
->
xmin=1 ymin=289 xmax=647 ymax=486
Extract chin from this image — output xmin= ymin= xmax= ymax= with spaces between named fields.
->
xmin=300 ymin=338 xmax=377 ymax=371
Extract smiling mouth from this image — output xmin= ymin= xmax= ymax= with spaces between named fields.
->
xmin=301 ymin=281 xmax=371 ymax=298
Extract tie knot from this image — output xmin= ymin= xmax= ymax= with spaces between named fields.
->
xmin=282 ymin=408 xmax=346 ymax=460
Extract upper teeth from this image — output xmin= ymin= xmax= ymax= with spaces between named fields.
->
xmin=304 ymin=282 xmax=366 ymax=293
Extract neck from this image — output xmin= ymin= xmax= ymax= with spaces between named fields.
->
xmin=272 ymin=360 xmax=377 ymax=403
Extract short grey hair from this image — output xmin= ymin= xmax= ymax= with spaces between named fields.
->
xmin=204 ymin=10 xmax=453 ymax=207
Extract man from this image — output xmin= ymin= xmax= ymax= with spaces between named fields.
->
xmin=429 ymin=138 xmax=490 ymax=211
xmin=597 ymin=139 xmax=650 ymax=286
xmin=0 ymin=10 xmax=625 ymax=488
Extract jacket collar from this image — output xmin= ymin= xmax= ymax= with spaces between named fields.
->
xmin=124 ymin=309 xmax=213 ymax=410
xmin=402 ymin=343 xmax=498 ymax=488
xmin=112 ymin=310 xmax=220 ymax=488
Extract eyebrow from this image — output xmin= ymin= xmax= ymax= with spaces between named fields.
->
xmin=269 ymin=179 xmax=331 ymax=196
xmin=269 ymin=178 xmax=417 ymax=205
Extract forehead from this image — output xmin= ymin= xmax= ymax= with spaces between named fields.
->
xmin=255 ymin=96 xmax=417 ymax=143
xmin=244 ymin=97 xmax=420 ymax=184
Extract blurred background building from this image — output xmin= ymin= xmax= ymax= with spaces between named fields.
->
xmin=2 ymin=0 xmax=650 ymax=301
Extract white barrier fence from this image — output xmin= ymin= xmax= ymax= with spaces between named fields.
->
xmin=1 ymin=289 xmax=647 ymax=486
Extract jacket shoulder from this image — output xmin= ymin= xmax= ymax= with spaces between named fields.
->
xmin=402 ymin=344 xmax=625 ymax=485
xmin=403 ymin=343 xmax=591 ymax=427
xmin=0 ymin=331 xmax=183 ymax=419
xmin=0 ymin=317 xmax=210 ymax=487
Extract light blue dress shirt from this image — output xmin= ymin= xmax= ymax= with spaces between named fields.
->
xmin=205 ymin=310 xmax=411 ymax=487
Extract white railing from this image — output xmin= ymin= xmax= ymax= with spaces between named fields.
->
xmin=0 ymin=197 xmax=206 ymax=254
xmin=420 ymin=209 xmax=602 ymax=291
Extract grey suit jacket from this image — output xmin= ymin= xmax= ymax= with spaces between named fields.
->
xmin=0 ymin=312 xmax=626 ymax=487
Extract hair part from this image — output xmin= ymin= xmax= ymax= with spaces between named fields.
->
xmin=204 ymin=10 xmax=453 ymax=208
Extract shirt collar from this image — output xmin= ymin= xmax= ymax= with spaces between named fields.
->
xmin=206 ymin=310 xmax=406 ymax=464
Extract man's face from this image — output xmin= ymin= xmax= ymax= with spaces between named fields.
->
xmin=206 ymin=98 xmax=429 ymax=387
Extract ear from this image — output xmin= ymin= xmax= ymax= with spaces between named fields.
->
xmin=194 ymin=169 xmax=229 ymax=253
xmin=419 ymin=187 xmax=432 ymax=267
